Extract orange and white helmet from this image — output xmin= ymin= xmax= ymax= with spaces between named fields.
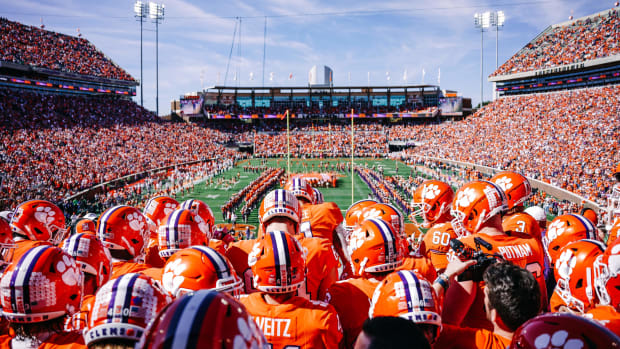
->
xmin=544 ymin=214 xmax=597 ymax=265
xmin=361 ymin=203 xmax=408 ymax=254
xmin=157 ymin=208 xmax=210 ymax=258
xmin=180 ymin=199 xmax=215 ymax=238
xmin=554 ymin=239 xmax=607 ymax=313
xmin=10 ymin=200 xmax=68 ymax=244
xmin=594 ymin=238 xmax=620 ymax=309
xmin=248 ymin=231 xmax=305 ymax=293
xmin=343 ymin=199 xmax=378 ymax=234
xmin=284 ymin=177 xmax=315 ymax=204
xmin=143 ymin=196 xmax=179 ymax=233
xmin=0 ymin=219 xmax=15 ymax=268
xmin=348 ymin=218 xmax=403 ymax=276
xmin=490 ymin=171 xmax=532 ymax=209
xmin=162 ymin=246 xmax=242 ymax=298
xmin=451 ymin=180 xmax=508 ymax=237
xmin=85 ymin=273 xmax=171 ymax=345
xmin=140 ymin=290 xmax=268 ymax=349
xmin=75 ymin=218 xmax=97 ymax=235
xmin=369 ymin=270 xmax=441 ymax=326
xmin=97 ymin=205 xmax=149 ymax=260
xmin=411 ymin=180 xmax=454 ymax=225
xmin=258 ymin=189 xmax=302 ymax=232
xmin=0 ymin=245 xmax=82 ymax=323
xmin=60 ymin=233 xmax=112 ymax=288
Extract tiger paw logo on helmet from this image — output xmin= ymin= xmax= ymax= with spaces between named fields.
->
xmin=348 ymin=227 xmax=373 ymax=255
xmin=555 ymin=249 xmax=577 ymax=280
xmin=363 ymin=208 xmax=383 ymax=220
xmin=56 ymin=255 xmax=81 ymax=313
xmin=533 ymin=330 xmax=585 ymax=349
xmin=126 ymin=212 xmax=145 ymax=231
xmin=34 ymin=205 xmax=57 ymax=225
xmin=162 ymin=258 xmax=187 ymax=293
xmin=455 ymin=187 xmax=477 ymax=208
xmin=494 ymin=176 xmax=513 ymax=191
xmin=547 ymin=220 xmax=567 ymax=243
xmin=423 ymin=184 xmax=441 ymax=200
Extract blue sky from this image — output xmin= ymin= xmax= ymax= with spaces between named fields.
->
xmin=1 ymin=0 xmax=613 ymax=114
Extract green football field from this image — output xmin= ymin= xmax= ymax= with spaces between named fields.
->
xmin=175 ymin=158 xmax=415 ymax=227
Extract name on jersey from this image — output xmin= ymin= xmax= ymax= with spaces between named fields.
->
xmin=254 ymin=316 xmax=292 ymax=338
xmin=497 ymin=244 xmax=533 ymax=260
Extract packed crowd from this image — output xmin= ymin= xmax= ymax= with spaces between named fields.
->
xmin=491 ymin=9 xmax=620 ymax=76
xmin=0 ymin=18 xmax=135 ymax=81
xmin=1 ymin=170 xmax=619 ymax=348
xmin=0 ymin=88 xmax=246 ymax=211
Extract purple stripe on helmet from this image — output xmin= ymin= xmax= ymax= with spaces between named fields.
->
xmin=10 ymin=245 xmax=52 ymax=314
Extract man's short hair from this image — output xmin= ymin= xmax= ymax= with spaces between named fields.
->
xmin=362 ymin=316 xmax=430 ymax=349
xmin=483 ymin=261 xmax=541 ymax=331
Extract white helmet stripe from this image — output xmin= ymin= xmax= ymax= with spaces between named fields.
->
xmin=191 ymin=246 xmax=231 ymax=278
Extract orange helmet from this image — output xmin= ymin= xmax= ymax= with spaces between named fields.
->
xmin=580 ymin=208 xmax=599 ymax=227
xmin=343 ymin=199 xmax=378 ymax=234
xmin=348 ymin=218 xmax=403 ymax=276
xmin=0 ymin=219 xmax=15 ymax=268
xmin=0 ymin=245 xmax=82 ymax=323
xmin=369 ymin=270 xmax=441 ymax=326
xmin=312 ymin=187 xmax=324 ymax=204
xmin=97 ymin=205 xmax=149 ymax=259
xmin=451 ymin=181 xmax=508 ymax=237
xmin=607 ymin=219 xmax=620 ymax=246
xmin=411 ymin=180 xmax=454 ymax=225
xmin=75 ymin=218 xmax=96 ymax=235
xmin=85 ymin=273 xmax=171 ymax=345
xmin=180 ymin=199 xmax=215 ymax=238
xmin=10 ymin=200 xmax=67 ymax=244
xmin=162 ymin=246 xmax=242 ymax=298
xmin=143 ymin=196 xmax=179 ymax=233
xmin=60 ymin=233 xmax=112 ymax=288
xmin=284 ymin=177 xmax=315 ymax=204
xmin=140 ymin=290 xmax=268 ymax=349
xmin=511 ymin=313 xmax=620 ymax=349
xmin=554 ymin=239 xmax=607 ymax=313
xmin=490 ymin=171 xmax=532 ymax=209
xmin=544 ymin=214 xmax=597 ymax=265
xmin=360 ymin=203 xmax=408 ymax=254
xmin=248 ymin=231 xmax=305 ymax=293
xmin=594 ymin=238 xmax=620 ymax=310
xmin=157 ymin=208 xmax=210 ymax=258
xmin=258 ymin=189 xmax=302 ymax=232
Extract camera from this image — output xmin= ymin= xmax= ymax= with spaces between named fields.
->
xmin=450 ymin=237 xmax=502 ymax=282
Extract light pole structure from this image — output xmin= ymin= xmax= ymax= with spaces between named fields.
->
xmin=474 ymin=12 xmax=490 ymax=108
xmin=491 ymin=11 xmax=505 ymax=70
xmin=149 ymin=2 xmax=165 ymax=116
xmin=134 ymin=1 xmax=147 ymax=108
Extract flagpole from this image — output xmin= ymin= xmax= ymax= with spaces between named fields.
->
xmin=351 ymin=108 xmax=354 ymax=205
xmin=286 ymin=109 xmax=291 ymax=175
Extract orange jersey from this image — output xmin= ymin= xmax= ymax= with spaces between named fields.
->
xmin=239 ymin=293 xmax=342 ymax=349
xmin=455 ymin=232 xmax=547 ymax=330
xmin=585 ymin=305 xmax=620 ymax=334
xmin=326 ymin=278 xmax=379 ymax=349
xmin=110 ymin=260 xmax=150 ymax=280
xmin=0 ymin=331 xmax=86 ymax=349
xmin=420 ymin=222 xmax=457 ymax=272
xmin=295 ymin=235 xmax=339 ymax=301
xmin=549 ymin=291 xmax=567 ymax=312
xmin=14 ymin=239 xmax=51 ymax=261
xmin=65 ymin=294 xmax=95 ymax=333
xmin=397 ymin=255 xmax=437 ymax=283
xmin=226 ymin=238 xmax=259 ymax=294
xmin=434 ymin=324 xmax=511 ymax=349
xmin=502 ymin=212 xmax=542 ymax=241
xmin=141 ymin=267 xmax=163 ymax=283
xmin=300 ymin=202 xmax=343 ymax=243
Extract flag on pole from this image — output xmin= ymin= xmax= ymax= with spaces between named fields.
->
xmin=289 ymin=73 xmax=293 ymax=80
xmin=402 ymin=69 xmax=408 ymax=81
xmin=386 ymin=71 xmax=390 ymax=81
xmin=269 ymin=72 xmax=274 ymax=81
xmin=233 ymin=72 xmax=237 ymax=81
xmin=250 ymin=72 xmax=254 ymax=80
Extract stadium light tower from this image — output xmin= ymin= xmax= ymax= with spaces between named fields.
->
xmin=491 ymin=11 xmax=505 ymax=70
xmin=149 ymin=2 xmax=165 ymax=116
xmin=134 ymin=1 xmax=148 ymax=108
xmin=474 ymin=11 xmax=491 ymax=108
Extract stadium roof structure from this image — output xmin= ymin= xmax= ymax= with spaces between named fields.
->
xmin=205 ymin=84 xmax=440 ymax=93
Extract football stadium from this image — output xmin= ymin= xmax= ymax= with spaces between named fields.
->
xmin=0 ymin=1 xmax=619 ymax=348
